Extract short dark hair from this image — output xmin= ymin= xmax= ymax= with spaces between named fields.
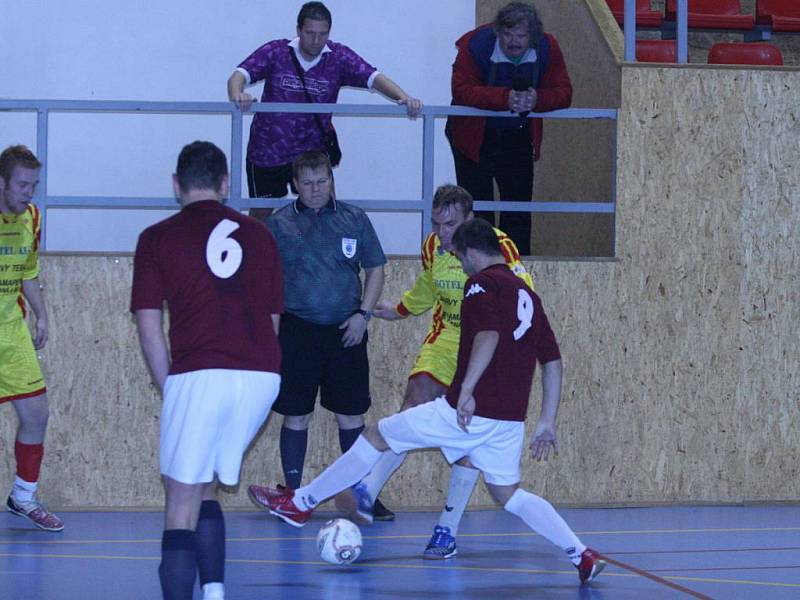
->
xmin=0 ymin=145 xmax=41 ymax=184
xmin=175 ymin=141 xmax=228 ymax=193
xmin=452 ymin=218 xmax=502 ymax=257
xmin=433 ymin=184 xmax=473 ymax=216
xmin=494 ymin=2 xmax=543 ymax=48
xmin=292 ymin=151 xmax=332 ymax=180
xmin=297 ymin=2 xmax=332 ymax=29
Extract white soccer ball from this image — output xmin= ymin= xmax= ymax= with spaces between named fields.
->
xmin=316 ymin=518 xmax=363 ymax=565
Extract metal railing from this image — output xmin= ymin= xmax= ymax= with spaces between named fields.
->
xmin=624 ymin=0 xmax=689 ymax=63
xmin=0 ymin=98 xmax=617 ymax=252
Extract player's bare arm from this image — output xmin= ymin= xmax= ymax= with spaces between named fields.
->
xmin=339 ymin=265 xmax=384 ymax=348
xmin=530 ymin=358 xmax=562 ymax=461
xmin=372 ymin=299 xmax=405 ymax=321
xmin=456 ymin=330 xmax=499 ymax=432
xmin=21 ymin=278 xmax=48 ymax=350
xmin=135 ymin=308 xmax=170 ymax=392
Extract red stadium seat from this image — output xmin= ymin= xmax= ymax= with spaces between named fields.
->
xmin=635 ymin=40 xmax=678 ymax=62
xmin=665 ymin=0 xmax=755 ymax=30
xmin=708 ymin=42 xmax=784 ymax=65
xmin=756 ymin=0 xmax=800 ymax=32
xmin=606 ymin=0 xmax=664 ymax=27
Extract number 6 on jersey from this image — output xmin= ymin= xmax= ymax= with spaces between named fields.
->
xmin=206 ymin=219 xmax=243 ymax=279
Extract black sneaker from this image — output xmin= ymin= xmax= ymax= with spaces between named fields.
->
xmin=373 ymin=497 xmax=395 ymax=521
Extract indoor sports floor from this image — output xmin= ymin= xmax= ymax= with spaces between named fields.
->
xmin=1 ymin=504 xmax=798 ymax=599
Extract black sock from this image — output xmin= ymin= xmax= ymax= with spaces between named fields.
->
xmin=159 ymin=529 xmax=197 ymax=600
xmin=338 ymin=425 xmax=365 ymax=453
xmin=280 ymin=427 xmax=308 ymax=489
xmin=196 ymin=500 xmax=225 ymax=587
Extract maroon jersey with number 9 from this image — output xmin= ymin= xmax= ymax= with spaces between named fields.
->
xmin=446 ymin=264 xmax=560 ymax=422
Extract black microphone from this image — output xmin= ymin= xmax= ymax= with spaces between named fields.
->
xmin=511 ymin=72 xmax=531 ymax=127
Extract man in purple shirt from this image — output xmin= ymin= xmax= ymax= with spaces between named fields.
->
xmin=227 ymin=2 xmax=422 ymax=220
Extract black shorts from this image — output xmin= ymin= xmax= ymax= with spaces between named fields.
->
xmin=273 ymin=313 xmax=371 ymax=417
xmin=246 ymin=160 xmax=297 ymax=198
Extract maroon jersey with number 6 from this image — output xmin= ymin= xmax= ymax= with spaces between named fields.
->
xmin=131 ymin=200 xmax=283 ymax=375
xmin=446 ymin=264 xmax=560 ymax=422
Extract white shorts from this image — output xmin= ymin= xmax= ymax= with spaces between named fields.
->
xmin=378 ymin=397 xmax=525 ymax=486
xmin=160 ymin=369 xmax=280 ymax=486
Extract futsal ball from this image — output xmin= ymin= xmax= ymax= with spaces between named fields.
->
xmin=317 ymin=518 xmax=363 ymax=565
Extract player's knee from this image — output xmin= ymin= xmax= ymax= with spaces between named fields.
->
xmin=362 ymin=424 xmax=388 ymax=451
xmin=283 ymin=413 xmax=312 ymax=430
xmin=486 ymin=483 xmax=518 ymax=506
xmin=335 ymin=413 xmax=364 ymax=430
xmin=455 ymin=456 xmax=474 ymax=468
xmin=401 ymin=384 xmax=429 ymax=411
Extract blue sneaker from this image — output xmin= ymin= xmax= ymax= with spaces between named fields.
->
xmin=334 ymin=481 xmax=374 ymax=526
xmin=423 ymin=525 xmax=457 ymax=560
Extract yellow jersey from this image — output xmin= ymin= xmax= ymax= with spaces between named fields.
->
xmin=0 ymin=204 xmax=41 ymax=323
xmin=397 ymin=227 xmax=533 ymax=350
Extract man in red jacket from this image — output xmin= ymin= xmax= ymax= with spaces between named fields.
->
xmin=446 ymin=2 xmax=572 ymax=255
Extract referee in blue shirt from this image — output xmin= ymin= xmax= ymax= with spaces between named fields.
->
xmin=248 ymin=151 xmax=395 ymax=520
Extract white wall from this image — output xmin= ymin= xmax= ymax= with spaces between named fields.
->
xmin=0 ymin=0 xmax=475 ymax=253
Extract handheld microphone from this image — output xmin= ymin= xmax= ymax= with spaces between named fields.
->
xmin=511 ymin=73 xmax=531 ymax=126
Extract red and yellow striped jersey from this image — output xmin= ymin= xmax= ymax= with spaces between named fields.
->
xmin=397 ymin=227 xmax=532 ymax=346
xmin=0 ymin=204 xmax=41 ymax=323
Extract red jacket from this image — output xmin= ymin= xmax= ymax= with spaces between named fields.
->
xmin=447 ymin=26 xmax=573 ymax=163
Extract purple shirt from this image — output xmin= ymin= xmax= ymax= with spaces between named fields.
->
xmin=446 ymin=264 xmax=561 ymax=422
xmin=131 ymin=200 xmax=283 ymax=375
xmin=238 ymin=39 xmax=377 ymax=167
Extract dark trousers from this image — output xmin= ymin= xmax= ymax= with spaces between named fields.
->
xmin=451 ymin=130 xmax=534 ymax=255
xmin=246 ymin=160 xmax=297 ymax=221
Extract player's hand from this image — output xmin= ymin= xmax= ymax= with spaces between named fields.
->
xmin=456 ymin=390 xmax=475 ymax=433
xmin=32 ymin=318 xmax=48 ymax=350
xmin=529 ymin=420 xmax=558 ymax=461
xmin=339 ymin=313 xmax=367 ymax=348
xmin=398 ymin=95 xmax=422 ymax=119
xmin=373 ymin=299 xmax=402 ymax=321
xmin=231 ymin=92 xmax=255 ymax=111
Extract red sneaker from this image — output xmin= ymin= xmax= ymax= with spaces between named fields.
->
xmin=576 ymin=548 xmax=606 ymax=583
xmin=247 ymin=484 xmax=311 ymax=528
xmin=6 ymin=495 xmax=64 ymax=532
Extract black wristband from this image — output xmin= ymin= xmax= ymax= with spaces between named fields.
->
xmin=355 ymin=308 xmax=372 ymax=322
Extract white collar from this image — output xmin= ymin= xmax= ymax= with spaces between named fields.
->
xmin=289 ymin=37 xmax=332 ymax=71
xmin=490 ymin=39 xmax=537 ymax=64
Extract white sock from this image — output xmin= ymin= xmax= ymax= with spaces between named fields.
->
xmin=12 ymin=476 xmax=37 ymax=503
xmin=437 ymin=464 xmax=479 ymax=535
xmin=361 ymin=450 xmax=406 ymax=499
xmin=202 ymin=582 xmax=224 ymax=599
xmin=504 ymin=488 xmax=586 ymax=565
xmin=294 ymin=436 xmax=382 ymax=510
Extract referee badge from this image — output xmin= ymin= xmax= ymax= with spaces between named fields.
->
xmin=341 ymin=237 xmax=357 ymax=258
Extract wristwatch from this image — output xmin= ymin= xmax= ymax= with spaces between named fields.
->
xmin=355 ymin=309 xmax=372 ymax=322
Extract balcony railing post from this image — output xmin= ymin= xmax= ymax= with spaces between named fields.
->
xmin=229 ymin=107 xmax=244 ymax=211
xmin=36 ymin=108 xmax=49 ymax=250
xmin=624 ymin=0 xmax=637 ymax=62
